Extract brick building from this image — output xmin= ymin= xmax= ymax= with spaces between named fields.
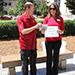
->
xmin=4 ymin=0 xmax=17 ymax=14
xmin=3 ymin=0 xmax=42 ymax=14
xmin=3 ymin=0 xmax=75 ymax=19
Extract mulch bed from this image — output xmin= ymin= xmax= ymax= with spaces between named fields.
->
xmin=0 ymin=36 xmax=75 ymax=63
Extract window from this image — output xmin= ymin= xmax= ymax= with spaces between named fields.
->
xmin=54 ymin=0 xmax=60 ymax=7
xmin=8 ymin=3 xmax=11 ymax=6
xmin=4 ymin=11 xmax=7 ymax=14
xmin=1 ymin=2 xmax=3 ymax=5
xmin=4 ymin=2 xmax=7 ymax=5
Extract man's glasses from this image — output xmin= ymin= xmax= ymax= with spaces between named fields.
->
xmin=50 ymin=8 xmax=56 ymax=10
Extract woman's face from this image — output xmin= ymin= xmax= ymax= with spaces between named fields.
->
xmin=50 ymin=5 xmax=56 ymax=17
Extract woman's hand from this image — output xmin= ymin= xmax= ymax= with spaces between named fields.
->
xmin=57 ymin=29 xmax=64 ymax=34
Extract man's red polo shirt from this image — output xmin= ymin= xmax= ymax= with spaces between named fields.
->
xmin=17 ymin=14 xmax=37 ymax=50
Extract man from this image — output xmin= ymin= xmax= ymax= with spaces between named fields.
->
xmin=17 ymin=2 xmax=42 ymax=75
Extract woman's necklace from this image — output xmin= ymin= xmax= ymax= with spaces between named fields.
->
xmin=51 ymin=16 xmax=56 ymax=19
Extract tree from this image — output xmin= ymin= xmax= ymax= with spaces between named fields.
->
xmin=65 ymin=0 xmax=75 ymax=15
xmin=18 ymin=10 xmax=24 ymax=15
xmin=34 ymin=2 xmax=40 ymax=15
xmin=15 ymin=0 xmax=34 ymax=13
xmin=0 ymin=0 xmax=4 ymax=15
xmin=8 ymin=8 xmax=14 ymax=15
xmin=37 ymin=0 xmax=48 ymax=17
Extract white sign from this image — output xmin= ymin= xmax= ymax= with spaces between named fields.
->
xmin=45 ymin=26 xmax=59 ymax=37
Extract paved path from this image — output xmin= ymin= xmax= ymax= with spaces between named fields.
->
xmin=0 ymin=54 xmax=75 ymax=75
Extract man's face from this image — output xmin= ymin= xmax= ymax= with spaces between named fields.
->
xmin=28 ymin=5 xmax=34 ymax=15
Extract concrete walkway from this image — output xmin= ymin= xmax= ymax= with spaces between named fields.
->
xmin=0 ymin=53 xmax=75 ymax=75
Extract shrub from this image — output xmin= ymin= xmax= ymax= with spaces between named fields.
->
xmin=38 ymin=15 xmax=44 ymax=18
xmin=0 ymin=20 xmax=43 ymax=38
xmin=0 ymin=20 xmax=19 ymax=38
xmin=35 ymin=19 xmax=43 ymax=23
xmin=64 ymin=20 xmax=75 ymax=35
xmin=0 ymin=19 xmax=75 ymax=38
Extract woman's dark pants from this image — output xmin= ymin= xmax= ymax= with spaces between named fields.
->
xmin=45 ymin=40 xmax=61 ymax=75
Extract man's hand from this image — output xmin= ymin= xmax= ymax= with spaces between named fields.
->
xmin=35 ymin=23 xmax=42 ymax=29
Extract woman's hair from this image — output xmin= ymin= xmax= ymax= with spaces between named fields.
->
xmin=48 ymin=2 xmax=61 ymax=18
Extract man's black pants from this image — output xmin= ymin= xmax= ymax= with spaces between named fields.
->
xmin=45 ymin=40 xmax=61 ymax=75
xmin=20 ymin=49 xmax=37 ymax=75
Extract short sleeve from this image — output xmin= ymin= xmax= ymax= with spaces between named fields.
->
xmin=60 ymin=17 xmax=65 ymax=30
xmin=43 ymin=16 xmax=48 ymax=24
xmin=17 ymin=17 xmax=25 ymax=33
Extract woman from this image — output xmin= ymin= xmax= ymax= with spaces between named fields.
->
xmin=41 ymin=2 xmax=65 ymax=75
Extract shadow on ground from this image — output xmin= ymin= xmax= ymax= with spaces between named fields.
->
xmin=58 ymin=63 xmax=75 ymax=73
xmin=16 ymin=63 xmax=75 ymax=75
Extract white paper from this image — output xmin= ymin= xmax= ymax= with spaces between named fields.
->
xmin=45 ymin=26 xmax=59 ymax=37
